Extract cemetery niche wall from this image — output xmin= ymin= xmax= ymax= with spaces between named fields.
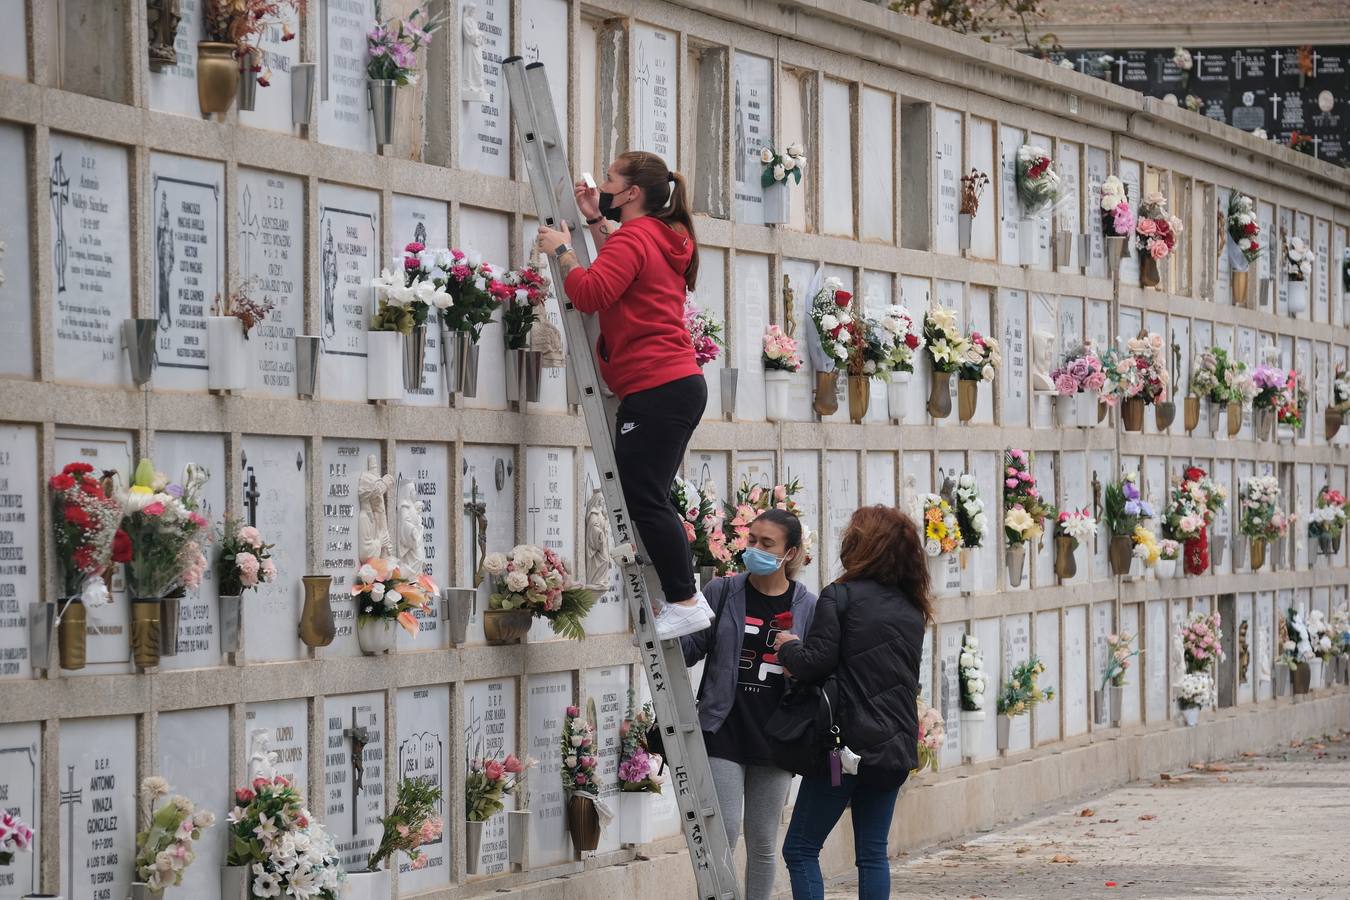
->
xmin=2 ymin=1 xmax=1350 ymax=898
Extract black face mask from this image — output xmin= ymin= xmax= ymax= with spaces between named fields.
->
xmin=598 ymin=189 xmax=633 ymax=223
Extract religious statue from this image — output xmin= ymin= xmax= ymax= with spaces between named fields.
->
xmin=463 ymin=478 xmax=488 ymax=587
xmin=248 ymin=728 xmax=278 ymax=782
xmin=782 ymin=274 xmax=797 ymax=339
xmin=903 ymin=473 xmax=919 ymax=521
xmin=1030 ymin=329 xmax=1055 ymax=392
xmin=584 ymin=488 xmax=612 ymax=588
xmin=1238 ymin=619 xmax=1250 ymax=684
xmin=321 ymin=220 xmax=337 ymax=340
xmin=461 ymin=5 xmax=491 ymax=103
xmin=733 ymin=80 xmax=747 ymax=184
xmin=532 ymin=318 xmax=565 ymax=368
xmin=396 ymin=480 xmax=426 ymax=574
xmin=1258 ymin=624 xmax=1273 ymax=683
xmin=156 ymin=195 xmax=175 ymax=330
xmin=147 ymin=0 xmax=183 ymax=70
xmin=357 ymin=455 xmax=395 ymax=562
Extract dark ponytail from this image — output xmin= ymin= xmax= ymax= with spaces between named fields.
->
xmin=615 ymin=150 xmax=700 ymax=290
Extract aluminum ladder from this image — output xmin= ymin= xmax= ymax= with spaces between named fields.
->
xmin=501 ymin=56 xmax=740 ymax=900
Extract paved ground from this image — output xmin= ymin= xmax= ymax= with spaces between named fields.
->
xmin=822 ymin=731 xmax=1350 ymax=899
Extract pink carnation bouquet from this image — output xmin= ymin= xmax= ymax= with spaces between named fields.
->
xmin=1181 ymin=611 xmax=1225 ymax=674
xmin=762 ymin=324 xmax=803 ymax=372
xmin=1135 ymin=191 xmax=1183 ymax=261
xmin=1050 ymin=343 xmax=1107 ymax=396
xmin=560 ymin=706 xmax=602 ymax=798
xmin=684 ymin=296 xmax=725 ymax=366
xmin=0 ymin=811 xmax=33 ymax=865
xmin=217 ymin=516 xmax=277 ymax=595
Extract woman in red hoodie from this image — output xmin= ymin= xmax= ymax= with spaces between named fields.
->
xmin=536 ymin=151 xmax=712 ymax=640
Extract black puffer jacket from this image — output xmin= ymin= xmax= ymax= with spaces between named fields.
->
xmin=777 ymin=578 xmax=924 ymax=784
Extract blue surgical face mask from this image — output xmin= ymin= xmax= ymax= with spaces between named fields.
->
xmin=743 ymin=546 xmax=785 ymax=576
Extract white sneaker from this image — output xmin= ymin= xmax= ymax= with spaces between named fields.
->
xmin=654 ymin=601 xmax=712 ymax=641
xmin=692 ymin=591 xmax=715 ymax=620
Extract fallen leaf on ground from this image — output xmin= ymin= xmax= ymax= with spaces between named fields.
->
xmin=1290 ymin=739 xmax=1304 ymax=748
xmin=1015 ymin=846 xmax=1032 ymax=855
xmin=1312 ymin=743 xmax=1326 ymax=751
xmin=1078 ymin=808 xmax=1095 ymax=817
xmin=1050 ymin=853 xmax=1076 ymax=864
xmin=1139 ymin=814 xmax=1156 ymax=821
xmin=1218 ymin=776 xmax=1231 ymax=783
xmin=1097 ymin=818 xmax=1119 ymax=823
xmin=1240 ymin=751 xmax=1258 ymax=757
xmin=1207 ymin=762 xmax=1230 ymax=771
xmin=1159 ymin=773 xmax=1173 ymax=781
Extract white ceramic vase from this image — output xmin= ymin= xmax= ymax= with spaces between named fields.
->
xmin=366 ymin=331 xmax=404 ymax=401
xmin=207 ymin=315 xmax=250 ymax=391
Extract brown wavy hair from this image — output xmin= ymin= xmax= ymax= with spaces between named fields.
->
xmin=837 ymin=505 xmax=933 ymax=624
xmin=614 ymin=150 xmax=699 ymax=290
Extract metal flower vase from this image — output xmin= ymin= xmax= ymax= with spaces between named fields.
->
xmin=1230 ymin=268 xmax=1250 ymax=307
xmin=1254 ymin=407 xmax=1275 ymax=440
xmin=1326 ymin=408 xmax=1343 ymax=442
xmin=369 ymin=79 xmax=398 ymax=145
xmin=721 ymin=368 xmax=739 ymax=419
xmin=812 ymin=371 xmax=839 ymax=417
xmin=765 ymin=370 xmax=792 ymax=421
xmin=219 ymin=593 xmax=243 ymax=655
xmin=506 ymin=348 xmax=543 ymax=404
xmin=159 ymin=589 xmax=183 ymax=657
xmin=291 ymin=62 xmax=317 ymax=126
xmin=1249 ymin=538 xmax=1267 ymax=571
xmin=1054 ymin=535 xmax=1077 ymax=580
xmin=403 ymin=324 xmax=429 ymax=391
xmin=996 ymin=714 xmax=1011 ymax=751
xmin=958 ymin=213 xmax=973 ymax=251
xmin=130 ymin=882 xmax=163 ymax=900
xmin=27 ymin=600 xmax=56 ymax=676
xmin=58 ymin=598 xmax=86 ymax=670
xmin=465 ymin=819 xmax=485 ymax=873
xmin=567 ymin=794 xmax=602 ymax=854
xmin=442 ymin=328 xmax=481 ymax=398
xmin=124 ymin=318 xmax=159 ymax=386
xmin=1139 ymin=252 xmax=1161 ymax=288
xmin=1006 ymin=545 xmax=1026 ymax=587
xmin=1105 ymin=235 xmax=1127 ymax=270
xmin=295 ymin=335 xmax=321 ymax=399
xmin=958 ymin=379 xmax=978 ymax=422
xmin=847 ymin=374 xmax=870 ymax=423
xmin=483 ymin=608 xmax=533 ymax=645
xmin=130 ymin=599 xmax=163 ymax=669
xmin=1184 ymin=395 xmax=1200 ymax=433
xmin=1093 ymin=688 xmax=1108 ymax=725
xmin=196 ymin=41 xmax=240 ymax=115
xmin=508 ymin=808 xmax=532 ymax=863
xmin=1154 ymin=400 xmax=1176 ymax=431
xmin=927 ymin=371 xmax=953 ymax=419
xmin=1228 ymin=401 xmax=1243 ymax=437
xmin=1109 ymin=685 xmax=1123 ymax=727
xmin=1120 ymin=397 xmax=1145 ymax=432
xmin=442 ymin=587 xmax=474 ymax=646
xmin=237 ymin=45 xmax=261 ymax=111
xmin=1108 ymin=535 xmax=1134 ymax=575
xmin=298 ymin=575 xmax=336 ymax=648
xmin=762 ymin=181 xmax=790 ymax=225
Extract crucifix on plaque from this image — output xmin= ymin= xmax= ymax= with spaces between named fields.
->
xmin=1091 ymin=469 xmax=1103 ymax=553
xmin=1270 ymin=49 xmax=1283 ymax=76
xmin=1269 ymin=92 xmax=1282 ymax=122
xmin=1114 ymin=57 xmax=1128 ymax=83
xmin=244 ymin=466 xmax=261 ymax=528
xmin=59 ymin=765 xmax=82 ymax=896
xmin=50 ymin=154 xmax=71 ymax=294
xmin=343 ymin=707 xmax=371 ymax=833
xmin=526 ymin=485 xmax=542 ymax=546
xmin=782 ymin=274 xmax=797 ymax=340
xmin=463 ymin=477 xmax=487 ymax=589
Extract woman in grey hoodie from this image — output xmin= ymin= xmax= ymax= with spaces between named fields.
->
xmin=681 ymin=508 xmax=817 ymax=900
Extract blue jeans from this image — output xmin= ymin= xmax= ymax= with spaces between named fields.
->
xmin=781 ymin=774 xmax=900 ymax=900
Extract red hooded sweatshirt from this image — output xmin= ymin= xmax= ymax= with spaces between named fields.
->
xmin=563 ymin=216 xmax=700 ymax=399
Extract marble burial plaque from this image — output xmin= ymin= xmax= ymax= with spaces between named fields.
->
xmin=1084 ymin=147 xmax=1109 ymax=278
xmin=395 ymin=443 xmax=450 ymax=650
xmin=0 ymin=722 xmax=40 ymax=896
xmin=936 ymin=624 xmax=964 ymax=769
xmin=244 ymin=699 xmax=310 ymax=792
xmin=820 ymin=79 xmax=854 ymax=237
xmin=691 ymin=248 xmax=728 ymax=419
xmin=866 ymin=452 xmax=896 ymax=508
xmin=49 ymin=135 xmax=132 ymax=387
xmin=732 ymin=52 xmax=773 ymax=225
xmin=735 ymin=452 xmax=775 ymax=492
xmin=461 ymin=446 xmax=516 ymax=643
xmin=324 ymin=692 xmax=387 ymax=871
xmin=236 ymin=169 xmax=304 ymax=398
xmin=519 ymin=0 xmax=569 ymax=154
xmin=735 ymin=253 xmax=770 ymax=420
xmin=783 ymin=450 xmax=821 ymax=594
xmin=781 ymin=259 xmax=816 ymax=420
xmin=456 ymin=208 xmax=510 ymax=410
xmin=156 ymin=431 xmax=226 ymax=670
xmin=632 ymin=24 xmax=678 ymax=165
xmin=583 ymin=666 xmax=628 ymax=855
xmin=825 ymin=452 xmax=858 ymax=573
xmin=518 ymin=218 xmax=568 ymax=413
xmin=860 ymin=88 xmax=895 ymax=243
xmin=0 ymin=0 xmax=26 ymax=78
xmin=969 ymin=119 xmax=996 ymax=259
xmin=239 ymin=435 xmax=306 ymax=662
xmin=320 ymin=440 xmax=381 ymax=656
xmin=391 ymin=196 xmax=449 ymax=407
xmin=1002 ymin=615 xmax=1033 ymax=751
xmin=1119 ymin=604 xmax=1142 ymax=724
xmin=1057 ymin=142 xmax=1082 ymax=272
xmin=0 ymin=426 xmax=39 ymax=680
xmin=972 ymin=618 xmax=1001 ymax=760
xmin=861 ymin=272 xmax=893 ymax=423
xmin=1063 ymin=606 xmax=1089 ymax=736
xmin=463 ymin=678 xmax=517 ymax=876
xmin=526 ymin=671 xmax=573 ymax=867
xmin=1002 ymin=289 xmax=1029 ymax=427
xmin=934 ymin=108 xmax=962 ymax=256
xmin=460 ymin=0 xmax=511 ymax=177
xmin=318 ymin=184 xmax=379 ymax=402
xmin=396 ymin=685 xmax=450 ymax=893
xmin=147 ymin=0 xmax=204 ymax=116
xmin=59 ymin=716 xmax=136 ymax=900
xmin=997 ymin=125 xmax=1024 ymax=266
xmin=0 ymin=124 xmax=32 ymax=378
xmin=1034 ymin=611 xmax=1061 ymax=743
xmin=159 ymin=707 xmax=229 ymax=898
xmin=319 ymin=0 xmax=376 ymax=153
xmin=239 ymin=6 xmax=302 ymax=133
xmin=54 ymin=429 xmax=132 ymax=673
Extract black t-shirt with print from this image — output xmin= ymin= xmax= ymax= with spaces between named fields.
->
xmin=704 ymin=580 xmax=794 ymax=766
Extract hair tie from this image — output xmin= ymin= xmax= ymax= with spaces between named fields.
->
xmin=663 ymin=175 xmax=676 ymax=210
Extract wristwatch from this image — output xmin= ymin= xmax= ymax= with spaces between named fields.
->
xmin=553 ymin=243 xmax=573 ymax=259
xmin=585 ymin=215 xmax=604 ymax=225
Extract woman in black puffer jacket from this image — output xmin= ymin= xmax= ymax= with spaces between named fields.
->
xmin=773 ymin=504 xmax=932 ymax=900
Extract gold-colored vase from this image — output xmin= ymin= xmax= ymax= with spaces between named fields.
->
xmin=131 ymin=599 xmax=162 ymax=669
xmin=299 ymin=575 xmax=337 ymax=648
xmin=1054 ymin=535 xmax=1078 ymax=580
xmin=1184 ymin=395 xmax=1200 ymax=433
xmin=1230 ymin=269 xmax=1249 ymax=307
xmin=1154 ymin=400 xmax=1176 ymax=431
xmin=1108 ymin=535 xmax=1134 ymax=575
xmin=1120 ymin=397 xmax=1145 ymax=432
xmin=58 ymin=598 xmax=87 ymax=670
xmin=196 ymin=41 xmax=241 ymax=115
xmin=1326 ymin=408 xmax=1343 ymax=442
xmin=847 ymin=375 xmax=870 ymax=424
xmin=1227 ymin=401 xmax=1243 ymax=437
xmin=928 ymin=371 xmax=953 ymax=419
xmin=957 ymin=379 xmax=978 ymax=422
xmin=1140 ymin=253 xmax=1161 ymax=287
xmin=1250 ymin=539 xmax=1266 ymax=571
xmin=812 ymin=371 xmax=839 ymax=417
xmin=483 ymin=608 xmax=533 ymax=644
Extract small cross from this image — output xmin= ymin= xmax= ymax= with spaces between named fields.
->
xmin=1115 ymin=58 xmax=1128 ymax=82
xmin=1311 ymin=134 xmax=1321 ymax=158
xmin=1233 ymin=55 xmax=1244 ymax=79
xmin=1271 ymin=49 xmax=1284 ymax=75
xmin=343 ymin=707 xmax=371 ymax=833
xmin=1311 ymin=49 xmax=1320 ymax=77
xmin=49 ymin=154 xmax=71 ymax=294
xmin=1269 ymin=93 xmax=1282 ymax=120
xmin=1076 ymin=53 xmax=1089 ymax=73
xmin=59 ymin=765 xmax=82 ymax=897
xmin=1192 ymin=50 xmax=1205 ymax=76
xmin=243 ymin=467 xmax=261 ymax=527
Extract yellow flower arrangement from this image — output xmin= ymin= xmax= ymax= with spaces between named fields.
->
xmin=1132 ymin=524 xmax=1160 ymax=566
xmin=919 ymin=495 xmax=962 ymax=557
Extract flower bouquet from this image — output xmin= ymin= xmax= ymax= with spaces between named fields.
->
xmin=119 ymin=459 xmax=212 ymax=667
xmin=1250 ymin=351 xmax=1287 ymax=439
xmin=1100 ymin=333 xmax=1169 ymax=431
xmin=225 ymin=774 xmax=344 ymax=899
xmin=996 ymin=657 xmax=1054 ymax=749
xmin=432 ymin=247 xmax=500 ymax=395
xmin=761 ymin=324 xmax=802 ymax=421
xmin=217 ymin=518 xmax=276 ymax=596
xmin=1189 ymin=347 xmax=1246 ymax=437
xmin=48 ymin=461 xmax=127 ymax=669
xmin=561 ymin=706 xmax=603 ymax=853
xmin=1284 ymin=235 xmax=1315 ymax=315
xmin=1050 ymin=343 xmax=1106 ymax=426
xmin=913 ymin=697 xmax=946 ymax=774
xmin=919 ymin=494 xmax=962 ymax=560
xmin=959 ymin=633 xmax=987 ymax=719
xmin=483 ymin=545 xmax=598 ymax=640
xmin=725 ymin=478 xmax=814 ymax=571
xmin=1226 ymin=193 xmax=1262 ymax=303
xmin=684 ymin=296 xmax=724 ymax=367
xmin=368 ymin=777 xmax=443 ymax=873
xmin=1239 ymin=475 xmax=1288 ymax=570
xmin=1054 ymin=508 xmax=1095 ymax=579
xmin=958 ymin=169 xmax=989 ymax=249
xmin=671 ymin=477 xmax=734 ymax=576
xmin=351 ymin=557 xmax=436 ymax=653
xmin=0 ymin=811 xmax=32 ymax=866
xmin=807 ymin=277 xmax=855 ymax=415
xmin=1100 ymin=176 xmax=1133 ymax=268
xmin=1311 ymin=487 xmax=1347 ymax=556
xmin=1275 ymin=369 xmax=1307 ymax=436
xmin=1102 ymin=632 xmax=1140 ymax=690
xmin=1015 ymin=145 xmax=1060 ymax=216
xmin=1003 ymin=449 xmax=1052 ymax=586
xmin=921 ymin=306 xmax=968 ymax=418
xmin=617 ymin=696 xmax=663 ymax=843
xmin=1329 ymin=364 xmax=1350 ymax=441
xmin=463 ymin=754 xmax=530 ymax=871
xmin=1103 ymin=472 xmax=1153 ymax=575
xmin=953 ymin=475 xmax=987 ymax=551
xmin=1176 ymin=672 xmax=1211 ymax=724
xmin=366 ymin=2 xmax=445 ymax=143
xmin=1161 ymin=538 xmax=1185 ymax=567
xmin=1131 ymin=525 xmax=1160 ymax=576
xmin=1134 ymin=191 xmax=1182 ymax=286
xmin=759 ymin=143 xmax=805 ymax=223
xmin=369 ymin=241 xmax=454 ymax=395
xmin=133 ymin=776 xmax=214 ymax=893
xmin=500 ymin=256 xmax=553 ymax=403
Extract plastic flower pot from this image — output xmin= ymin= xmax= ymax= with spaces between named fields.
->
xmin=343 ymin=868 xmax=390 ymax=900
xmin=764 ymin=370 xmax=791 ymax=421
xmin=221 ymin=864 xmax=249 ymax=899
xmin=291 ymin=62 xmax=316 ymax=126
xmin=483 ymin=608 xmax=533 ymax=645
xmin=1179 ymin=705 xmax=1199 ymax=727
xmin=762 ymin=181 xmax=790 ymax=225
xmin=927 ymin=371 xmax=953 ymax=419
xmin=996 ymin=714 xmax=1012 ymax=751
xmin=1184 ymin=395 xmax=1200 ymax=432
xmin=1018 ymin=219 xmax=1040 ymax=266
xmin=159 ymin=589 xmax=183 ymax=657
xmin=1230 ymin=268 xmax=1249 ymax=306
xmin=619 ymin=792 xmax=655 ymax=845
xmin=366 ymin=331 xmax=404 ymax=401
xmin=355 ymin=615 xmax=399 ymax=655
xmin=721 ymin=368 xmax=739 ymax=419
xmin=130 ymin=883 xmax=163 ymax=900
xmin=207 ymin=315 xmax=250 ymax=392
xmin=124 ymin=318 xmax=159 ymax=386
xmin=887 ymin=371 xmax=911 ymax=422
xmin=27 ymin=599 xmax=56 ymax=677
xmin=1308 ymin=657 xmax=1323 ymax=690
xmin=1287 ymin=279 xmax=1308 ymax=316
xmin=959 ymin=711 xmax=982 ymax=758
xmin=237 ymin=45 xmax=261 ymax=111
xmin=295 ymin=335 xmax=321 ymax=400
xmin=1155 ymin=558 xmax=1177 ymax=579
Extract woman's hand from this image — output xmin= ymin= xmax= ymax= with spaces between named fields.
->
xmin=536 ymin=221 xmax=571 ymax=256
xmin=575 ymin=180 xmax=600 ymax=220
xmin=773 ymin=632 xmax=800 ymax=651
